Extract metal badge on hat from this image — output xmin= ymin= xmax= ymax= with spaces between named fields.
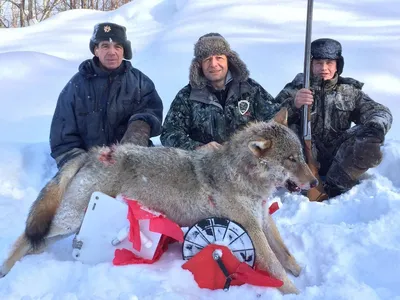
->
xmin=238 ymin=99 xmax=250 ymax=115
xmin=104 ymin=25 xmax=111 ymax=32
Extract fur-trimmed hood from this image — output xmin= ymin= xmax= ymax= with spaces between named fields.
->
xmin=189 ymin=33 xmax=249 ymax=89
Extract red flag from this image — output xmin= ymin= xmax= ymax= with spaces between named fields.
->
xmin=182 ymin=244 xmax=283 ymax=290
xmin=113 ymin=198 xmax=183 ymax=265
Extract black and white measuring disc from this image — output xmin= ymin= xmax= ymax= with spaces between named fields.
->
xmin=182 ymin=217 xmax=256 ymax=268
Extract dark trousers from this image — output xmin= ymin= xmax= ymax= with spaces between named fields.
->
xmin=316 ymin=126 xmax=383 ymax=197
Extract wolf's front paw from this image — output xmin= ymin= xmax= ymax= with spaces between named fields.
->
xmin=290 ymin=264 xmax=302 ymax=277
xmin=0 ymin=264 xmax=7 ymax=278
xmin=279 ymin=279 xmax=300 ymax=295
xmin=287 ymin=257 xmax=302 ymax=277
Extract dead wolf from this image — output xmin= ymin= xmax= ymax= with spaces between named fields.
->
xmin=1 ymin=108 xmax=317 ymax=294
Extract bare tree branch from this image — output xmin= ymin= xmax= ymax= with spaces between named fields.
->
xmin=1 ymin=0 xmax=135 ymax=27
xmin=0 ymin=17 xmax=9 ymax=28
xmin=40 ymin=0 xmax=62 ymax=21
xmin=5 ymin=0 xmax=21 ymax=8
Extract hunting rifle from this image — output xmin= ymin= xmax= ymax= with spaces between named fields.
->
xmin=301 ymin=0 xmax=328 ymax=201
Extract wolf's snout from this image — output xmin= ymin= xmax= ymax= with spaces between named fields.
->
xmin=310 ymin=178 xmax=318 ymax=188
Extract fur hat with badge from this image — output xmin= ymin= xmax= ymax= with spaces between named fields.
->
xmin=189 ymin=33 xmax=249 ymax=89
xmin=89 ymin=22 xmax=133 ymax=60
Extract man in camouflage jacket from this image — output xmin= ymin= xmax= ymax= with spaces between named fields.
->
xmin=275 ymin=38 xmax=392 ymax=198
xmin=160 ymin=33 xmax=279 ymax=150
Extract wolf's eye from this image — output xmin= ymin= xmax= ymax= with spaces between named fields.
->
xmin=288 ymin=155 xmax=296 ymax=162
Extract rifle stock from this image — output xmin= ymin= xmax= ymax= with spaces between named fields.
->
xmin=303 ymin=119 xmax=327 ymax=201
xmin=302 ymin=0 xmax=328 ymax=201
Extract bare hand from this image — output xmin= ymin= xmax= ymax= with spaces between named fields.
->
xmin=196 ymin=141 xmax=222 ymax=151
xmin=294 ymin=88 xmax=313 ymax=109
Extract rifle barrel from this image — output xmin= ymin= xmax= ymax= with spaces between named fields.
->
xmin=302 ymin=0 xmax=314 ymax=138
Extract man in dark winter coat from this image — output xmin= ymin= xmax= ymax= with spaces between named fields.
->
xmin=50 ymin=22 xmax=163 ymax=168
xmin=160 ymin=33 xmax=279 ymax=150
xmin=275 ymin=38 xmax=392 ymax=198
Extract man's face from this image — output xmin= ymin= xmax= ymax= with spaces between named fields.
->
xmin=94 ymin=41 xmax=124 ymax=70
xmin=201 ymin=54 xmax=228 ymax=88
xmin=312 ymin=59 xmax=337 ymax=80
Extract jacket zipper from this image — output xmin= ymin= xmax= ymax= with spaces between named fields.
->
xmin=103 ymin=76 xmax=113 ymax=142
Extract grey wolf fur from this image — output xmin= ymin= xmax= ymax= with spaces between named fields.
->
xmin=1 ymin=108 xmax=317 ymax=294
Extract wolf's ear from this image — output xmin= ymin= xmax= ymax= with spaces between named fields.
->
xmin=273 ymin=107 xmax=288 ymax=127
xmin=248 ymin=139 xmax=272 ymax=157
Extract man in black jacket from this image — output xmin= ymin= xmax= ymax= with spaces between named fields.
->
xmin=50 ymin=22 xmax=163 ymax=168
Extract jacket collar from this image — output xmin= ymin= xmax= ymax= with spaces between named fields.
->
xmin=78 ymin=57 xmax=129 ymax=78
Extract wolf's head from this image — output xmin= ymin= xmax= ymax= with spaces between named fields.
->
xmin=229 ymin=108 xmax=317 ymax=194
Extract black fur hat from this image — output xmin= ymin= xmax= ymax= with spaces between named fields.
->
xmin=311 ymin=38 xmax=344 ymax=75
xmin=89 ymin=22 xmax=132 ymax=60
xmin=189 ymin=33 xmax=249 ymax=89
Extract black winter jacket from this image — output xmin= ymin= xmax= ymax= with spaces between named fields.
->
xmin=50 ymin=57 xmax=163 ymax=161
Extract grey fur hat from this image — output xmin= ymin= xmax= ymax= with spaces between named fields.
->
xmin=189 ymin=33 xmax=249 ymax=89
xmin=90 ymin=22 xmax=132 ymax=60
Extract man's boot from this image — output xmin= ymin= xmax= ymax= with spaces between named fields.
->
xmin=324 ymin=161 xmax=359 ymax=198
xmin=324 ymin=135 xmax=383 ymax=198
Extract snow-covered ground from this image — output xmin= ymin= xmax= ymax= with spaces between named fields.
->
xmin=0 ymin=0 xmax=399 ymax=299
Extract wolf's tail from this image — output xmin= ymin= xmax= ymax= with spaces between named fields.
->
xmin=25 ymin=153 xmax=87 ymax=248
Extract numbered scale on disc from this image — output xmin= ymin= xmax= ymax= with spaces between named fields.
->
xmin=182 ymin=217 xmax=256 ymax=267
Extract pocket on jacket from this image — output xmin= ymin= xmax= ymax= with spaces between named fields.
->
xmin=76 ymin=111 xmax=101 ymax=140
xmin=121 ymin=98 xmax=135 ymax=118
xmin=122 ymin=99 xmax=132 ymax=107
xmin=332 ymin=96 xmax=355 ymax=131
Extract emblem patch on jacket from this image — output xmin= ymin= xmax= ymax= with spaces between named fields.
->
xmin=238 ymin=100 xmax=250 ymax=115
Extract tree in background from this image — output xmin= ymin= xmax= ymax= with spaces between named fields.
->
xmin=0 ymin=0 xmax=132 ymax=28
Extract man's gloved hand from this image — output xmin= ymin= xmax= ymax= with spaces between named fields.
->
xmin=121 ymin=120 xmax=151 ymax=147
xmin=356 ymin=123 xmax=385 ymax=144
xmin=354 ymin=123 xmax=384 ymax=169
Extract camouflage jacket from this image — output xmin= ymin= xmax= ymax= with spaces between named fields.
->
xmin=160 ymin=78 xmax=279 ymax=150
xmin=275 ymin=73 xmax=392 ymax=158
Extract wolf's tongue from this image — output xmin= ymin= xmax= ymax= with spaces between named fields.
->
xmin=285 ymin=180 xmax=301 ymax=193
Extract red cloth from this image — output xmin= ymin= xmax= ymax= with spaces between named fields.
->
xmin=113 ymin=236 xmax=174 ymax=265
xmin=269 ymin=202 xmax=280 ymax=215
xmin=181 ymin=201 xmax=282 ymax=290
xmin=113 ymin=197 xmax=280 ymax=271
xmin=182 ymin=244 xmax=283 ymax=290
xmin=113 ymin=198 xmax=183 ymax=265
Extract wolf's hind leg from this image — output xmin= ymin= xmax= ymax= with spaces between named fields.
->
xmin=0 ymin=216 xmax=82 ymax=278
xmin=0 ymin=230 xmax=71 ymax=278
xmin=264 ymin=213 xmax=301 ymax=277
xmin=0 ymin=233 xmax=32 ymax=277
